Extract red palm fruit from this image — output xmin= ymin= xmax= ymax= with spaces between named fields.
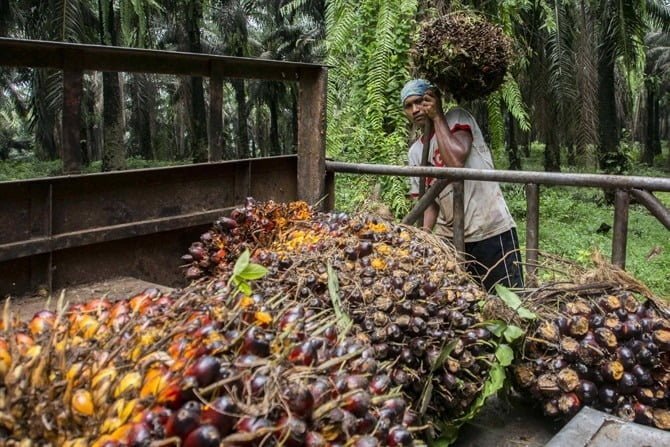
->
xmin=600 ymin=361 xmax=624 ymax=382
xmin=343 ymin=391 xmax=371 ymax=417
xmin=634 ymin=403 xmax=654 ymax=425
xmin=165 ymin=405 xmax=200 ymax=439
xmin=250 ymin=374 xmax=269 ymax=396
xmin=386 ymin=426 xmax=413 ymax=447
xmin=284 ymin=385 xmax=314 ymax=418
xmin=354 ymin=436 xmax=379 ymax=447
xmin=186 ymin=356 xmax=221 ymax=387
xmin=29 ymin=310 xmax=56 ymax=336
xmin=557 ymin=393 xmax=582 ymax=416
xmin=618 ymin=372 xmax=638 ymax=395
xmin=126 ymin=423 xmax=151 ymax=447
xmin=288 ymin=341 xmax=317 ymax=366
xmin=241 ymin=327 xmax=270 ymax=357
xmin=304 ymin=431 xmax=327 ymax=447
xmin=576 ymin=380 xmax=598 ymax=404
xmin=201 ymin=396 xmax=237 ymax=436
xmin=183 ymin=425 xmax=221 ymax=447
xmin=369 ymin=374 xmax=392 ymax=395
xmin=278 ymin=415 xmax=307 ymax=447
xmin=310 ymin=379 xmax=332 ymax=406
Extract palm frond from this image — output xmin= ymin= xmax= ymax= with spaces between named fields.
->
xmin=487 ymin=92 xmax=505 ymax=155
xmin=499 ymin=74 xmax=530 ymax=132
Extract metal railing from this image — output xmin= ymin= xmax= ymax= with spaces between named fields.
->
xmin=325 ymin=160 xmax=670 ymax=280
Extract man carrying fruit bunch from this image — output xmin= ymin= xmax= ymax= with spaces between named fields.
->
xmin=401 ymin=78 xmax=523 ymax=292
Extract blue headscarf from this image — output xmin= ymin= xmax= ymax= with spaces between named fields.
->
xmin=400 ymin=79 xmax=434 ymax=105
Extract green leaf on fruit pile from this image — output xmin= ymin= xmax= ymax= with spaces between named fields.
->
xmin=485 ymin=320 xmax=507 ymax=337
xmin=233 ymin=249 xmax=251 ymax=277
xmin=239 ymin=263 xmax=268 ymax=281
xmin=495 ymin=344 xmax=514 ymax=367
xmin=495 ymin=285 xmax=537 ymax=320
xmin=503 ymin=325 xmax=525 ymax=343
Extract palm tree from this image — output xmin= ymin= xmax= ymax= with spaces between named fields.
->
xmin=643 ymin=31 xmax=670 ymax=164
xmin=594 ymin=0 xmax=670 ymax=174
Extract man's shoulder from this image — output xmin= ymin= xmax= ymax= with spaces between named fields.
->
xmin=445 ymin=106 xmax=476 ymax=124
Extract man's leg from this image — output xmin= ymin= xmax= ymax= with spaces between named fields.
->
xmin=464 ymin=228 xmax=524 ymax=293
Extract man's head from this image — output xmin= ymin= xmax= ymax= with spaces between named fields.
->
xmin=401 ymin=79 xmax=436 ymax=125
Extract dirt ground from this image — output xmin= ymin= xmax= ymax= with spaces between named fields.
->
xmin=11 ymin=276 xmax=174 ymax=321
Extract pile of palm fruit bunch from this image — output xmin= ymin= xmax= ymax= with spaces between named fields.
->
xmin=0 ymin=282 xmax=425 ymax=445
xmin=182 ymin=198 xmax=509 ymax=439
xmin=411 ymin=11 xmax=513 ymax=101
xmin=511 ymin=281 xmax=670 ymax=430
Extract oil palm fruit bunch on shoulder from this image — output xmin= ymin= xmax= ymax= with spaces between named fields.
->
xmin=512 ymin=288 xmax=670 ymax=430
xmin=183 ymin=199 xmax=508 ymax=440
xmin=412 ymin=11 xmax=514 ymax=101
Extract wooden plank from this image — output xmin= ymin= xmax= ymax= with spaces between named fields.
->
xmin=297 ymin=67 xmax=327 ymax=208
xmin=0 ymin=38 xmax=324 ymax=81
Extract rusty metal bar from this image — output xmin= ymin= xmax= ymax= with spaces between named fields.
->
xmin=402 ymin=179 xmax=449 ymax=226
xmin=297 ymin=67 xmax=327 ymax=208
xmin=0 ymin=208 xmax=235 ymax=263
xmin=325 ymin=161 xmax=670 ymax=192
xmin=0 ymin=38 xmax=324 ymax=80
xmin=62 ymin=69 xmax=83 ymax=173
xmin=418 ymin=121 xmax=434 ymax=198
xmin=453 ymin=181 xmax=465 ymax=253
xmin=526 ymin=184 xmax=539 ymax=284
xmin=612 ymin=190 xmax=630 ymax=268
xmin=630 ymin=188 xmax=670 ymax=230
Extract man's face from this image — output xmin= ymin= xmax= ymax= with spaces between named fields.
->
xmin=403 ymin=95 xmax=426 ymax=126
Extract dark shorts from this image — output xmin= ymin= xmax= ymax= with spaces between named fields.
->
xmin=463 ymin=228 xmax=524 ymax=293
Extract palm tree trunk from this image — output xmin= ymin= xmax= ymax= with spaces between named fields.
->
xmin=269 ymin=97 xmax=280 ymax=155
xmin=597 ymin=42 xmax=623 ymax=173
xmin=100 ymin=0 xmax=125 ymax=171
xmin=187 ymin=0 xmax=208 ymax=163
xmin=232 ymin=79 xmax=249 ymax=158
xmin=505 ymin=111 xmax=521 ymax=170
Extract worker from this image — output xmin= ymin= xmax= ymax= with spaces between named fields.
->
xmin=401 ymin=78 xmax=523 ymax=292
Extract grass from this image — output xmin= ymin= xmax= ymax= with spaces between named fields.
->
xmin=501 ymin=144 xmax=670 ymax=299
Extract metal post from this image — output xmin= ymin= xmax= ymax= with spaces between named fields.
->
xmin=297 ymin=67 xmax=327 ymax=209
xmin=62 ymin=69 xmax=83 ymax=173
xmin=453 ymin=180 xmax=465 ymax=253
xmin=525 ymin=183 xmax=539 ymax=284
xmin=417 ymin=121 xmax=434 ymax=227
xmin=630 ymin=188 xmax=670 ymax=230
xmin=612 ymin=189 xmax=630 ymax=268
xmin=324 ymin=169 xmax=336 ymax=212
xmin=402 ymin=178 xmax=449 ymax=226
xmin=208 ymin=75 xmax=223 ymax=161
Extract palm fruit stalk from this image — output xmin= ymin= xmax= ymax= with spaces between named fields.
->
xmin=512 ymin=287 xmax=670 ymax=430
xmin=182 ymin=199 xmax=507 ymax=439
xmin=412 ymin=11 xmax=513 ymax=101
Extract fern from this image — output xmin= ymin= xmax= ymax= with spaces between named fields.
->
xmin=487 ymin=92 xmax=505 ymax=156
xmin=499 ymin=73 xmax=530 ymax=132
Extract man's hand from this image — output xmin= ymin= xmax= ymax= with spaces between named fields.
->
xmin=421 ymin=89 xmax=444 ymax=121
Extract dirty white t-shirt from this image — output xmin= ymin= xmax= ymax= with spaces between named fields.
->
xmin=408 ymin=107 xmax=515 ymax=243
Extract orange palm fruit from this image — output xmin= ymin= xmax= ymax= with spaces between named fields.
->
xmin=71 ymin=389 xmax=95 ymax=416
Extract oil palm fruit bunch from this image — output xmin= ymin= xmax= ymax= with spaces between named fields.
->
xmin=512 ymin=288 xmax=670 ymax=430
xmin=184 ymin=199 xmax=506 ymax=435
xmin=412 ymin=11 xmax=513 ymax=101
xmin=0 ymin=272 xmax=424 ymax=445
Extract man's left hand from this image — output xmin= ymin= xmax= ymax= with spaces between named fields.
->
xmin=421 ymin=89 xmax=444 ymax=120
